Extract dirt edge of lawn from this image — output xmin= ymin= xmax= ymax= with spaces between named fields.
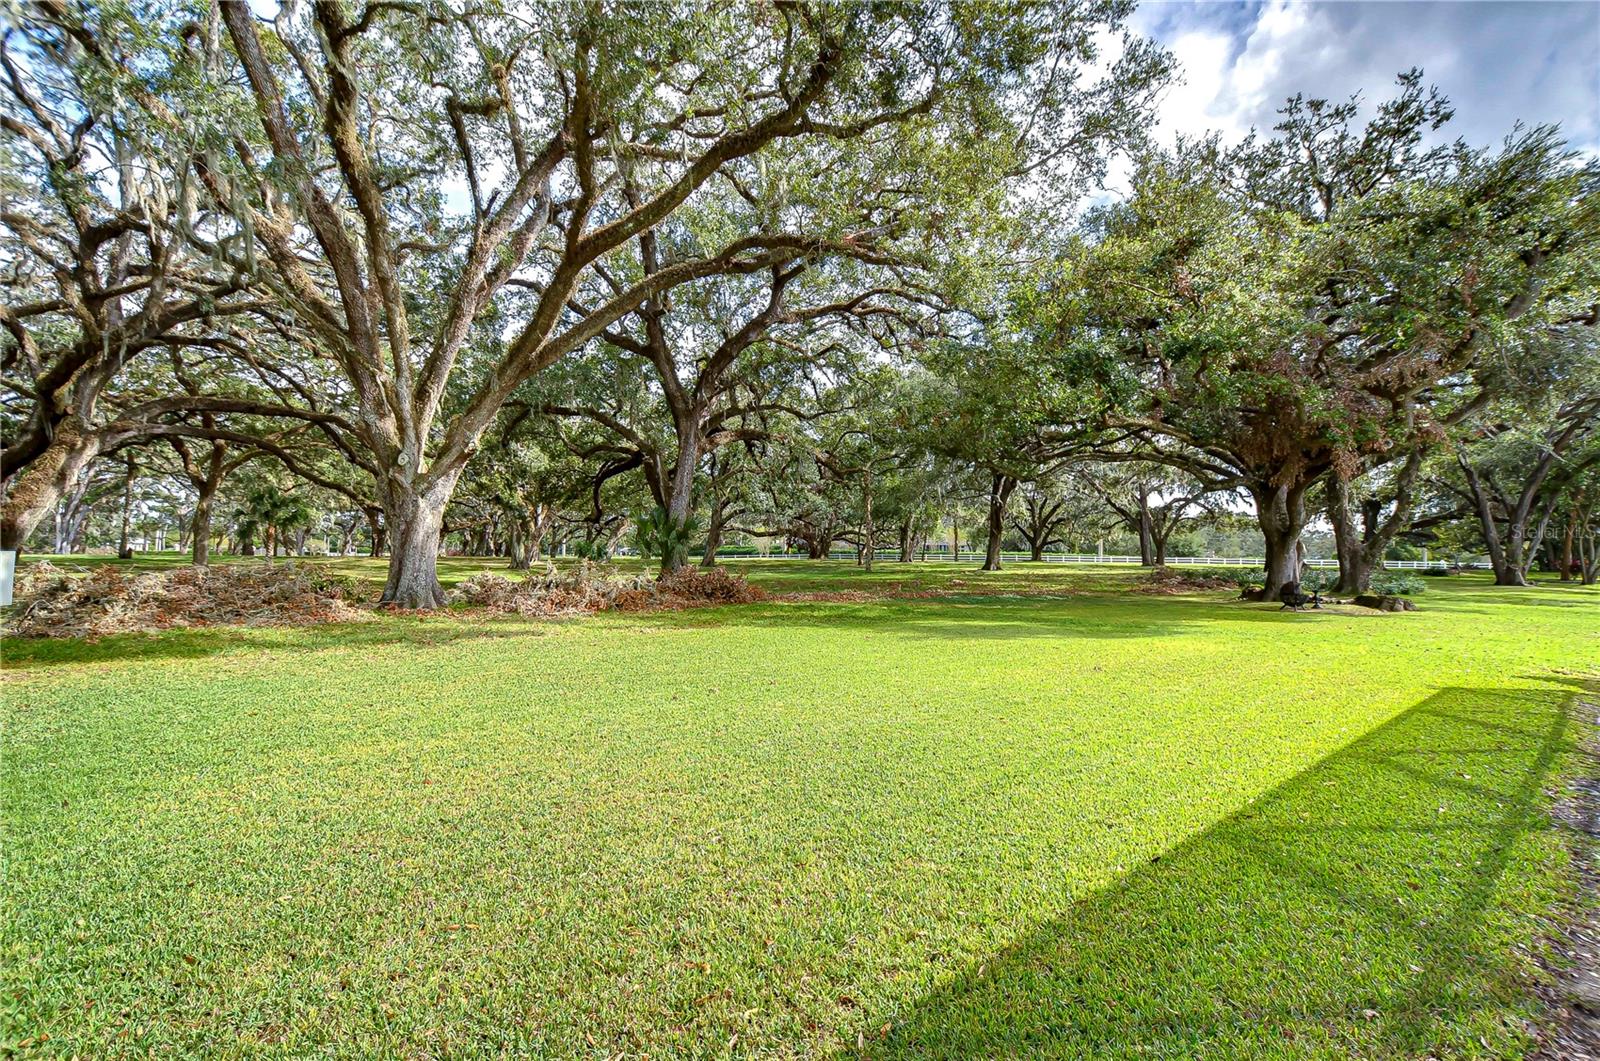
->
xmin=1537 ymin=679 xmax=1600 ymax=1060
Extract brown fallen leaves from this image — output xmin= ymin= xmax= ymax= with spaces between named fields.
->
xmin=455 ymin=562 xmax=766 ymax=617
xmin=5 ymin=560 xmax=369 ymax=638
xmin=1134 ymin=565 xmax=1239 ymax=593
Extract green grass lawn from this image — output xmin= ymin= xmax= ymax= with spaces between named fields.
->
xmin=3 ymin=562 xmax=1598 ymax=1057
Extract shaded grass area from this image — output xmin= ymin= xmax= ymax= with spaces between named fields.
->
xmin=12 ymin=551 xmax=1148 ymax=599
xmin=27 ymin=550 xmax=1595 ymax=607
xmin=12 ymin=550 xmax=530 ymax=595
xmin=19 ymin=550 xmax=1598 ymax=603
xmin=877 ymin=684 xmax=1577 ymax=1058
xmin=2 ymin=565 xmax=1597 ymax=1057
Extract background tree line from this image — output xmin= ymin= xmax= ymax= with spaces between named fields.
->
xmin=4 ymin=1 xmax=1596 ymax=601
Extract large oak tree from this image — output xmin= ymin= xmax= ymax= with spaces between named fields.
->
xmin=184 ymin=0 xmax=1165 ymax=604
xmin=1048 ymin=74 xmax=1600 ymax=599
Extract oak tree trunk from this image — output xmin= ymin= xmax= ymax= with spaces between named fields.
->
xmin=529 ymin=508 xmax=547 ymax=563
xmin=862 ymin=468 xmax=875 ymax=573
xmin=1459 ymin=454 xmax=1550 ymax=587
xmin=981 ymin=474 xmax=1017 ymax=572
xmin=365 ymin=508 xmax=386 ymax=558
xmin=117 ymin=459 xmax=135 ymax=560
xmin=1137 ymin=492 xmax=1154 ymax=566
xmin=661 ymin=433 xmax=700 ymax=574
xmin=52 ymin=472 xmax=94 ymax=554
xmin=191 ymin=490 xmax=215 ymax=566
xmin=1561 ymin=510 xmax=1577 ymax=580
xmin=1326 ymin=477 xmax=1372 ymax=595
xmin=1466 ymin=469 xmax=1521 ymax=586
xmin=509 ymin=527 xmax=528 ymax=570
xmin=1521 ymin=498 xmax=1558 ymax=582
xmin=57 ymin=506 xmax=89 ymax=554
xmin=383 ymin=511 xmax=448 ymax=607
xmin=699 ymin=505 xmax=725 ymax=569
xmin=1261 ymin=526 xmax=1303 ymax=601
xmin=1252 ymin=480 xmax=1310 ymax=601
xmin=508 ymin=518 xmax=534 ymax=570
xmin=380 ymin=476 xmax=456 ymax=608
xmin=1 ymin=416 xmax=102 ymax=554
xmin=1495 ymin=541 xmax=1528 ymax=584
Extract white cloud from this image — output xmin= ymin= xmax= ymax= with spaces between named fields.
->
xmin=1225 ymin=1 xmax=1308 ymax=114
xmin=1160 ymin=29 xmax=1246 ymax=143
xmin=1134 ymin=0 xmax=1600 ymax=155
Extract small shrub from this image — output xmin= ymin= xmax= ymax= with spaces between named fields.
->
xmin=1230 ymin=569 xmax=1266 ymax=590
xmin=1371 ymin=571 xmax=1426 ymax=596
xmin=632 ymin=507 xmax=703 ymax=561
xmin=1301 ymin=570 xmax=1334 ymax=593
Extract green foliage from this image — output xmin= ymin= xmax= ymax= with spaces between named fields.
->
xmin=1230 ymin=568 xmax=1267 ymax=590
xmin=230 ymin=482 xmax=316 ymax=552
xmin=1371 ymin=571 xmax=1427 ymax=596
xmin=1385 ymin=541 xmax=1424 ymax=561
xmin=1301 ymin=569 xmax=1335 ymax=593
xmin=631 ymin=506 xmax=704 ymax=561
xmin=1034 ymin=74 xmax=1600 ymax=509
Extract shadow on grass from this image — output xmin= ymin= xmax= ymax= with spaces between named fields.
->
xmin=3 ymin=573 xmax=1582 ymax=669
xmin=0 ymin=615 xmax=551 ymax=671
xmin=867 ymin=684 xmax=1578 ymax=1058
xmin=637 ymin=593 xmax=1357 ymax=643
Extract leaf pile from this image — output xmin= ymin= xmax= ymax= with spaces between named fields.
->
xmin=1136 ymin=565 xmax=1240 ymax=593
xmin=456 ymin=562 xmax=764 ymax=616
xmin=654 ymin=566 xmax=767 ymax=606
xmin=4 ymin=561 xmax=368 ymax=639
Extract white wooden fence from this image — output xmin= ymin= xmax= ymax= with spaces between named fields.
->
xmin=799 ymin=550 xmax=1468 ymax=569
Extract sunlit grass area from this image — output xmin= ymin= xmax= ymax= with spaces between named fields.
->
xmin=3 ymin=564 xmax=1597 ymax=1057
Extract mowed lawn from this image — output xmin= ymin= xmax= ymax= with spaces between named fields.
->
xmin=3 ymin=562 xmax=1598 ymax=1058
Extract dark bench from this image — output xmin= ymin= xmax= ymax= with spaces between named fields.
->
xmin=1278 ymin=581 xmax=1322 ymax=611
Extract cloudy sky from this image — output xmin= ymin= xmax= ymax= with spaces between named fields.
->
xmin=1128 ymin=1 xmax=1599 ymax=155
